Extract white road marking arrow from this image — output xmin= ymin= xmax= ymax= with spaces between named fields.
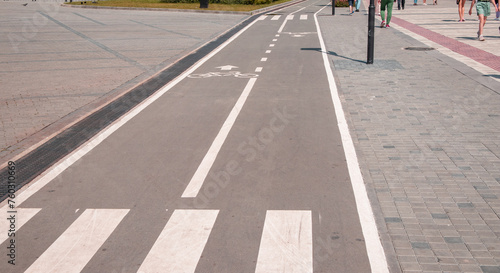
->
xmin=216 ymin=65 xmax=238 ymax=71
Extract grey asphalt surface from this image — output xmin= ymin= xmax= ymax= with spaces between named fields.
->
xmin=1 ymin=0 xmax=500 ymax=272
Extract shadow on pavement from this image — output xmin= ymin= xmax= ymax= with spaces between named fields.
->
xmin=301 ymin=47 xmax=365 ymax=63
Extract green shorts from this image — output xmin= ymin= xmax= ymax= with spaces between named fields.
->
xmin=476 ymin=1 xmax=491 ymax=16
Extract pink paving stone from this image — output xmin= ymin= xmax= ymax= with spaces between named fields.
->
xmin=391 ymin=16 xmax=500 ymax=72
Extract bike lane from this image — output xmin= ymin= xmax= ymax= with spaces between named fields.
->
xmin=1 ymin=1 xmax=386 ymax=272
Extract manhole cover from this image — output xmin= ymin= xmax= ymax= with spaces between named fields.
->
xmin=404 ymin=47 xmax=436 ymax=51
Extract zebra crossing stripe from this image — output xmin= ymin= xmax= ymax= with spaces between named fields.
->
xmin=300 ymin=14 xmax=308 ymax=20
xmin=25 ymin=209 xmax=129 ymax=273
xmin=1 ymin=208 xmax=41 ymax=245
xmin=138 ymin=209 xmax=219 ymax=273
xmin=271 ymin=15 xmax=281 ymax=21
xmin=255 ymin=210 xmax=313 ymax=273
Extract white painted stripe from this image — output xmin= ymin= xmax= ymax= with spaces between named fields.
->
xmin=0 ymin=208 xmax=41 ymax=245
xmin=261 ymin=58 xmax=268 ymax=62
xmin=300 ymin=14 xmax=308 ymax=20
xmin=265 ymin=50 xmax=271 ymax=53
xmin=278 ymin=8 xmax=303 ymax=33
xmin=255 ymin=67 xmax=263 ymax=72
xmin=25 ymin=209 xmax=128 ymax=273
xmin=182 ymin=77 xmax=257 ymax=197
xmin=314 ymin=7 xmax=389 ymax=273
xmin=255 ymin=210 xmax=313 ymax=273
xmin=275 ymin=34 xmax=280 ymax=37
xmin=257 ymin=15 xmax=268 ymax=21
xmin=271 ymin=15 xmax=281 ymax=20
xmin=272 ymin=39 xmax=277 ymax=42
xmin=278 ymin=17 xmax=289 ymax=33
xmin=269 ymin=44 xmax=275 ymax=47
xmin=138 ymin=210 xmax=218 ymax=273
xmin=0 ymin=11 xmax=263 ymax=212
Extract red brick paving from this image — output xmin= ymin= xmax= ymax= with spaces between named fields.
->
xmin=392 ymin=16 xmax=500 ymax=72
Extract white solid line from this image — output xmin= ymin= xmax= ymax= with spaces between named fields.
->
xmin=25 ymin=209 xmax=129 ymax=273
xmin=314 ymin=7 xmax=389 ymax=273
xmin=300 ymin=14 xmax=308 ymax=20
xmin=255 ymin=67 xmax=263 ymax=72
xmin=265 ymin=50 xmax=271 ymax=53
xmin=137 ymin=210 xmax=219 ymax=273
xmin=0 ymin=13 xmax=263 ymax=212
xmin=182 ymin=77 xmax=257 ymax=197
xmin=255 ymin=210 xmax=313 ymax=273
xmin=271 ymin=15 xmax=281 ymax=20
xmin=261 ymin=58 xmax=268 ymax=62
xmin=0 ymin=208 xmax=41 ymax=245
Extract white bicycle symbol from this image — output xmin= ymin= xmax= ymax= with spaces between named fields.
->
xmin=188 ymin=71 xmax=259 ymax=79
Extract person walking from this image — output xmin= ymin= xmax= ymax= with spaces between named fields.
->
xmin=458 ymin=0 xmax=466 ymax=21
xmin=380 ymin=0 xmax=394 ymax=28
xmin=495 ymin=0 xmax=500 ymax=19
xmin=355 ymin=0 xmax=361 ymax=12
xmin=398 ymin=0 xmax=405 ymax=10
xmin=469 ymin=0 xmax=499 ymax=40
xmin=348 ymin=0 xmax=355 ymax=14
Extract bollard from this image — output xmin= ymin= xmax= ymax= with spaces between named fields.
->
xmin=332 ymin=0 xmax=335 ymax=15
xmin=367 ymin=0 xmax=375 ymax=64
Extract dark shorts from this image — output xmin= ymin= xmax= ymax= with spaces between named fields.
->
xmin=348 ymin=0 xmax=354 ymax=6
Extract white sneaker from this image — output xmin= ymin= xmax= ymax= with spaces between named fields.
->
xmin=479 ymin=35 xmax=485 ymax=41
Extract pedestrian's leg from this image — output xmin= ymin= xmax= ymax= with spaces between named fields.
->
xmin=481 ymin=15 xmax=487 ymax=33
xmin=495 ymin=0 xmax=500 ymax=20
xmin=380 ymin=0 xmax=386 ymax=26
xmin=478 ymin=14 xmax=485 ymax=36
xmin=387 ymin=0 xmax=394 ymax=25
xmin=398 ymin=0 xmax=401 ymax=9
xmin=459 ymin=0 xmax=465 ymax=21
xmin=356 ymin=0 xmax=361 ymax=11
xmin=402 ymin=0 xmax=405 ymax=9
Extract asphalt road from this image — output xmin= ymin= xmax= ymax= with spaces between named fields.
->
xmin=1 ymin=1 xmax=383 ymax=272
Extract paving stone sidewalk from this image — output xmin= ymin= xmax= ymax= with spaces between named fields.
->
xmin=0 ymin=1 xmax=248 ymax=164
xmin=317 ymin=1 xmax=500 ymax=272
